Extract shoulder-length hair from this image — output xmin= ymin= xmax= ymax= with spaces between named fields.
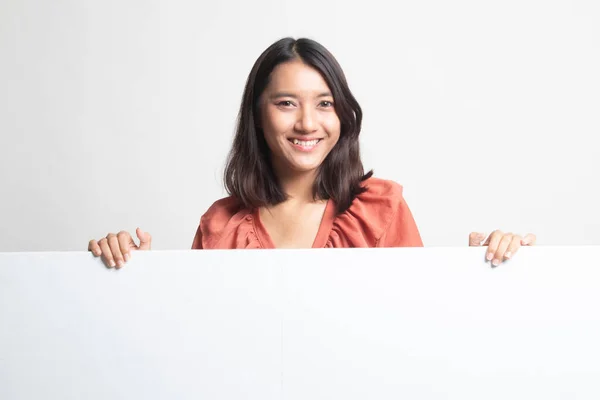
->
xmin=224 ymin=37 xmax=372 ymax=214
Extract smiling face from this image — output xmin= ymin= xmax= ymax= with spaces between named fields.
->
xmin=259 ymin=59 xmax=341 ymax=177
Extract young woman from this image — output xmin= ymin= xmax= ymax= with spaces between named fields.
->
xmin=88 ymin=37 xmax=536 ymax=268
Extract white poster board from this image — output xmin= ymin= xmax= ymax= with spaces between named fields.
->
xmin=1 ymin=246 xmax=599 ymax=399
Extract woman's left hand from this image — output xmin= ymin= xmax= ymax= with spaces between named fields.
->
xmin=469 ymin=230 xmax=537 ymax=267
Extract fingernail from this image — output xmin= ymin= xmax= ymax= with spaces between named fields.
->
xmin=505 ymin=252 xmax=512 ymax=259
xmin=486 ymin=253 xmax=493 ymax=261
xmin=492 ymin=259 xmax=500 ymax=267
xmin=110 ymin=260 xmax=116 ymax=268
xmin=124 ymin=253 xmax=130 ymax=262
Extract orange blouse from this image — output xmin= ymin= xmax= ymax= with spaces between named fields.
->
xmin=191 ymin=177 xmax=423 ymax=249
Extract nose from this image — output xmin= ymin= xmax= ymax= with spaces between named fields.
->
xmin=295 ymin=106 xmax=317 ymax=133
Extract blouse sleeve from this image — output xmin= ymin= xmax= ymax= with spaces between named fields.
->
xmin=189 ymin=197 xmax=261 ymax=250
xmin=378 ymin=196 xmax=424 ymax=247
xmin=191 ymin=220 xmax=203 ymax=249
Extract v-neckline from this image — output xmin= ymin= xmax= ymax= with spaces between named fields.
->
xmin=252 ymin=199 xmax=337 ymax=249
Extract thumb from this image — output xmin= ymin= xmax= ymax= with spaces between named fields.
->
xmin=469 ymin=232 xmax=488 ymax=247
xmin=521 ymin=233 xmax=537 ymax=246
xmin=135 ymin=227 xmax=152 ymax=250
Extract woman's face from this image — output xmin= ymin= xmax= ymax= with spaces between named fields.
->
xmin=259 ymin=60 xmax=341 ymax=177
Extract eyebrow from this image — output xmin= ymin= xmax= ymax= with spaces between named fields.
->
xmin=270 ymin=91 xmax=333 ymax=99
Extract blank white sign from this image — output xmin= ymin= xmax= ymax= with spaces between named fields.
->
xmin=1 ymin=246 xmax=599 ymax=399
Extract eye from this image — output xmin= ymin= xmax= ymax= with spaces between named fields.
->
xmin=277 ymin=100 xmax=294 ymax=107
xmin=320 ymin=100 xmax=334 ymax=108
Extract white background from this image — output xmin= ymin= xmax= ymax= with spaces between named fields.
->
xmin=1 ymin=0 xmax=598 ymax=251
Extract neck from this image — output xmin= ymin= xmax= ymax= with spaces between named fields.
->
xmin=275 ymin=168 xmax=320 ymax=204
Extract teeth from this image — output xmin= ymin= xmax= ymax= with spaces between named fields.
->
xmin=292 ymin=139 xmax=319 ymax=146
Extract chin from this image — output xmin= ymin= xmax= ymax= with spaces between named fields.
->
xmin=290 ymin=165 xmax=321 ymax=173
xmin=287 ymin=160 xmax=323 ymax=174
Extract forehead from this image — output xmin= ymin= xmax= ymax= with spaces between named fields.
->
xmin=265 ymin=60 xmax=331 ymax=94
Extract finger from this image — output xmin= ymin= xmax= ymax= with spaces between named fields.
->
xmin=117 ymin=231 xmax=133 ymax=262
xmin=485 ymin=230 xmax=503 ymax=262
xmin=521 ymin=233 xmax=537 ymax=246
xmin=504 ymin=235 xmax=523 ymax=260
xmin=88 ymin=239 xmax=101 ymax=257
xmin=107 ymin=234 xmax=125 ymax=269
xmin=98 ymin=238 xmax=115 ymax=268
xmin=493 ymin=234 xmax=514 ymax=266
xmin=469 ymin=232 xmax=487 ymax=246
xmin=136 ymin=227 xmax=152 ymax=250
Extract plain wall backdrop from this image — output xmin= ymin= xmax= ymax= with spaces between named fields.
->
xmin=0 ymin=0 xmax=598 ymax=251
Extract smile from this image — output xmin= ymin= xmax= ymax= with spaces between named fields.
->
xmin=288 ymin=138 xmax=322 ymax=152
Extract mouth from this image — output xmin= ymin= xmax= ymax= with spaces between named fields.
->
xmin=287 ymin=138 xmax=323 ymax=152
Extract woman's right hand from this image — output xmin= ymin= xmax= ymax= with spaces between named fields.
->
xmin=88 ymin=228 xmax=152 ymax=269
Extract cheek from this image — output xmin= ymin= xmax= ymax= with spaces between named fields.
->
xmin=324 ymin=115 xmax=341 ymax=141
xmin=262 ymin=108 xmax=293 ymax=138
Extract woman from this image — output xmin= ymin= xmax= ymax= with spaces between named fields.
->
xmin=88 ymin=37 xmax=536 ymax=268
